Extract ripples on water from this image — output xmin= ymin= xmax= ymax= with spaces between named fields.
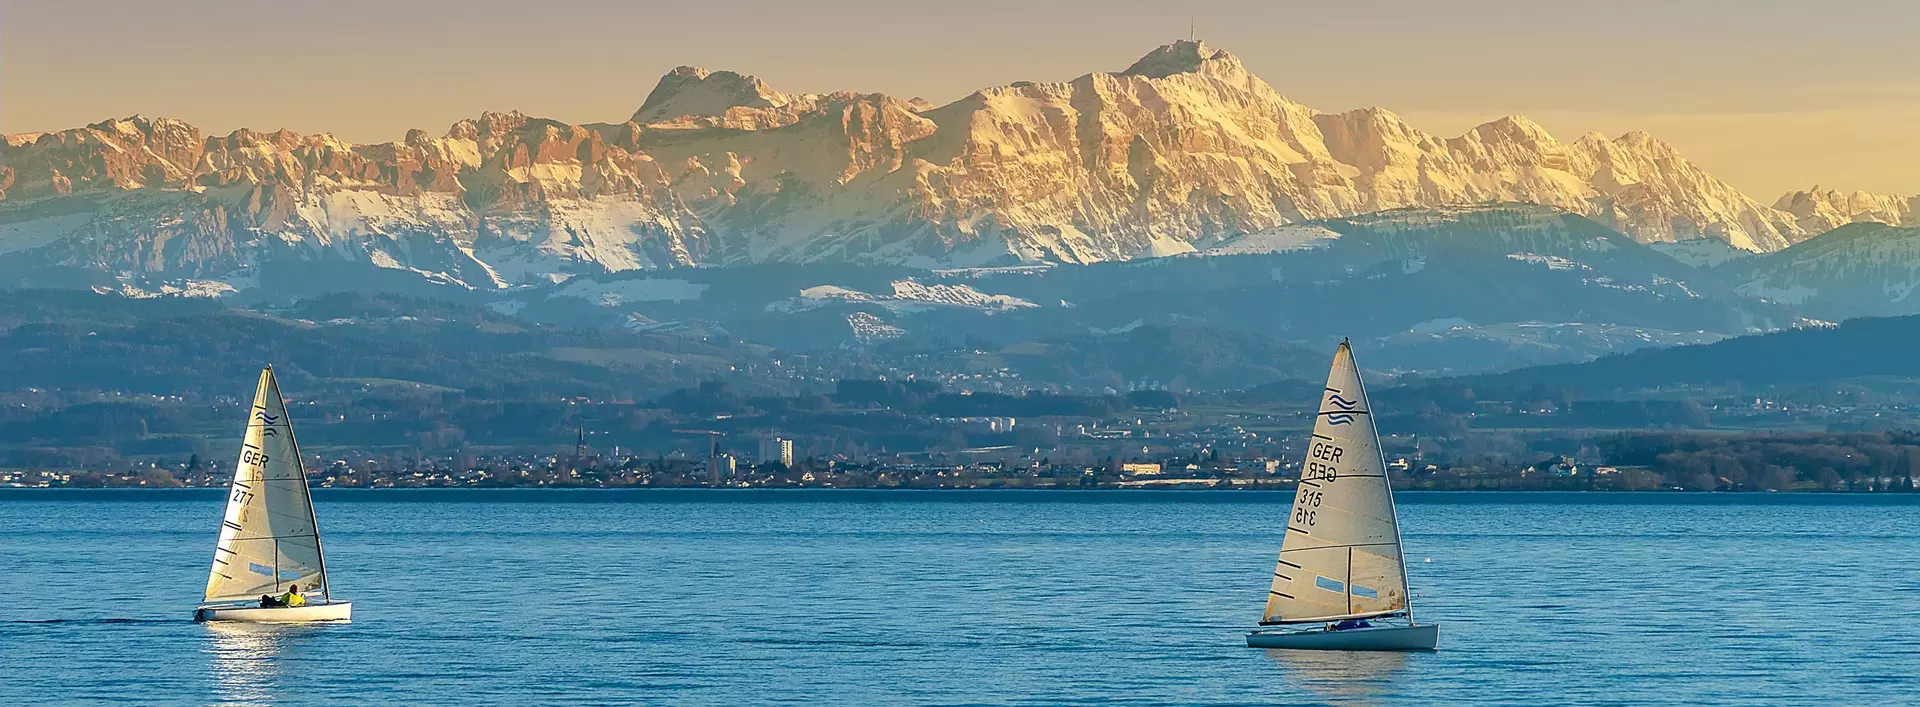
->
xmin=1 ymin=490 xmax=1915 ymax=705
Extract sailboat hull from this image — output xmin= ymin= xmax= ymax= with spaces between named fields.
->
xmin=194 ymin=601 xmax=352 ymax=624
xmin=1247 ymin=623 xmax=1437 ymax=651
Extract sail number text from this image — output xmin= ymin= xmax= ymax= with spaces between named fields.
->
xmin=1293 ymin=489 xmax=1324 ymax=527
xmin=239 ymin=450 xmax=270 ymax=467
xmin=1302 ymin=441 xmax=1344 ymax=484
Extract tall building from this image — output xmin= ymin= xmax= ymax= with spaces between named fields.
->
xmin=759 ymin=437 xmax=794 ymax=467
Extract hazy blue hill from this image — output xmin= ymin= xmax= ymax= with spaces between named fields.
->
xmin=1730 ymin=222 xmax=1920 ymax=318
xmin=993 ymin=324 xmax=1326 ymax=391
xmin=1466 ymin=315 xmax=1920 ymax=394
xmin=0 ymin=290 xmax=752 ymax=399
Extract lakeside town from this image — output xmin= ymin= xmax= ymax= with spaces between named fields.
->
xmin=10 ymin=424 xmax=1920 ymax=493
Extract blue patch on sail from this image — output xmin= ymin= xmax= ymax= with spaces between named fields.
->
xmin=280 ymin=569 xmax=303 ymax=579
xmin=248 ymin=562 xmax=274 ymax=577
xmin=1352 ymin=584 xmax=1379 ymax=599
xmin=1314 ymin=576 xmax=1345 ymax=593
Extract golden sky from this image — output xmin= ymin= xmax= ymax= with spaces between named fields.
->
xmin=6 ymin=0 xmax=1916 ymax=199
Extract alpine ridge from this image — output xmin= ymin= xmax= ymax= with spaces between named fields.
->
xmin=0 ymin=41 xmax=1862 ymax=290
xmin=1773 ymin=186 xmax=1920 ymax=233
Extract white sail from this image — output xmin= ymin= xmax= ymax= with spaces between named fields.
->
xmin=1262 ymin=342 xmax=1411 ymax=625
xmin=204 ymin=367 xmax=330 ymax=604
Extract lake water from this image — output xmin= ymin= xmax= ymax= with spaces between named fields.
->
xmin=2 ymin=490 xmax=1915 ymax=705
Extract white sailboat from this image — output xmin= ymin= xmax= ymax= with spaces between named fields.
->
xmin=1247 ymin=341 xmax=1436 ymax=651
xmin=193 ymin=366 xmax=351 ymax=623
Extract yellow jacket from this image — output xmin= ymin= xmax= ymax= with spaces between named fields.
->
xmin=280 ymin=590 xmax=307 ymax=607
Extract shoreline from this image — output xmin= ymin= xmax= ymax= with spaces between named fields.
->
xmin=5 ymin=487 xmax=1918 ymax=500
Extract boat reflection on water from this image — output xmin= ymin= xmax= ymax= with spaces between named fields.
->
xmin=203 ymin=621 xmax=324 ymax=706
xmin=1262 ymin=648 xmax=1410 ymax=702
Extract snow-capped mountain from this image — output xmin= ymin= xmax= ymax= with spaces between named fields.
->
xmin=0 ymin=41 xmax=1849 ymax=291
xmin=1773 ymin=187 xmax=1920 ymax=233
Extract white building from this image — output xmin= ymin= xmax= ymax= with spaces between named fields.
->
xmin=759 ymin=437 xmax=794 ymax=467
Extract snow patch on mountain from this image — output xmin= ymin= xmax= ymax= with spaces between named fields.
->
xmin=550 ymin=277 xmax=709 ymax=307
xmin=1507 ymin=253 xmax=1589 ymax=271
xmin=846 ymin=312 xmax=905 ymax=342
xmin=92 ymin=278 xmax=237 ymax=299
xmin=767 ymin=279 xmax=1038 ymax=314
xmin=1188 ymin=225 xmax=1342 ymax=256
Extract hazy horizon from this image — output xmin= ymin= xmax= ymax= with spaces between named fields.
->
xmin=7 ymin=0 xmax=1918 ymax=199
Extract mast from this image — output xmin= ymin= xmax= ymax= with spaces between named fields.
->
xmin=268 ymin=366 xmax=331 ymax=604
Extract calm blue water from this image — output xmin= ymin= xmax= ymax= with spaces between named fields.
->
xmin=2 ymin=490 xmax=1916 ymax=705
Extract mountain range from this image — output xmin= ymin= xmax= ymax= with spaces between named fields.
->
xmin=5 ymin=40 xmax=1903 ymax=294
xmin=10 ymin=40 xmax=1920 ymax=383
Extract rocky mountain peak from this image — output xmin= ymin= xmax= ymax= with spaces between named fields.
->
xmin=1774 ymin=186 xmax=1919 ymax=232
xmin=1121 ymin=40 xmax=1244 ymax=79
xmin=1465 ymin=115 xmax=1559 ymax=148
xmin=633 ymin=66 xmax=796 ymax=124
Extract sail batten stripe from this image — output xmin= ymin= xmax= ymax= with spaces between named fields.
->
xmin=226 ymin=534 xmax=322 ymax=541
xmin=1286 ymin=525 xmax=1312 ymax=535
xmin=1280 ymin=542 xmax=1399 ymax=552
xmin=1277 ymin=559 xmax=1302 ymax=569
xmin=1269 ymin=591 xmax=1294 ymax=599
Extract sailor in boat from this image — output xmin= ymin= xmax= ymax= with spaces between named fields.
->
xmin=258 ymin=584 xmax=308 ymax=609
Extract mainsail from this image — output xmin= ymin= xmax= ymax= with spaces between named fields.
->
xmin=1262 ymin=342 xmax=1411 ymax=625
xmin=204 ymin=367 xmax=330 ymax=604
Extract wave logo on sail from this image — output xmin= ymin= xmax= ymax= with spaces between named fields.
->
xmin=1325 ymin=414 xmax=1357 ymax=426
xmin=1324 ymin=393 xmax=1361 ymax=411
xmin=254 ymin=411 xmax=279 ymax=424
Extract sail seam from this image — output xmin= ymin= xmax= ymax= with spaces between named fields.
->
xmin=224 ymin=534 xmax=323 ymax=541
xmin=1280 ymin=541 xmax=1398 ymax=551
